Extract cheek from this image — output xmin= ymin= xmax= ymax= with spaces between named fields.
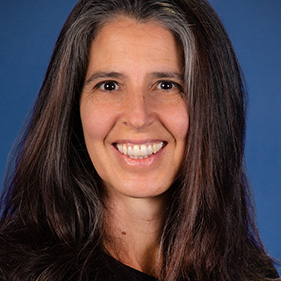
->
xmin=80 ymin=102 xmax=115 ymax=142
xmin=165 ymin=102 xmax=189 ymax=140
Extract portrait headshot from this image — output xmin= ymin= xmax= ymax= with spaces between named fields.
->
xmin=0 ymin=0 xmax=280 ymax=280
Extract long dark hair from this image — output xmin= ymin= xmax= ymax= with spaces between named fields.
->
xmin=0 ymin=0 xmax=277 ymax=280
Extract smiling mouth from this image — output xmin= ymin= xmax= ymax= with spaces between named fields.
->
xmin=114 ymin=142 xmax=166 ymax=159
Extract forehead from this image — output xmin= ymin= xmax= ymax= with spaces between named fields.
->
xmin=86 ymin=16 xmax=183 ymax=72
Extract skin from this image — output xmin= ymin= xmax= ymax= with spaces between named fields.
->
xmin=80 ymin=17 xmax=189 ymax=275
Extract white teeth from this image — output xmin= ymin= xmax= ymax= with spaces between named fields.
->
xmin=117 ymin=144 xmax=123 ymax=153
xmin=140 ymin=144 xmax=148 ymax=156
xmin=128 ymin=146 xmax=133 ymax=156
xmin=133 ymin=145 xmax=140 ymax=157
xmin=147 ymin=144 xmax=153 ymax=155
xmin=123 ymin=144 xmax=127 ymax=155
xmin=116 ymin=142 xmax=164 ymax=159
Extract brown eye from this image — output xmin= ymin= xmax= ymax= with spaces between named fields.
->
xmin=98 ymin=81 xmax=119 ymax=91
xmin=156 ymin=81 xmax=176 ymax=90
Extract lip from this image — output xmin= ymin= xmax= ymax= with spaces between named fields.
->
xmin=112 ymin=140 xmax=167 ymax=167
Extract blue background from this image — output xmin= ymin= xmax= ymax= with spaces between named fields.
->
xmin=0 ymin=0 xmax=280 ymax=273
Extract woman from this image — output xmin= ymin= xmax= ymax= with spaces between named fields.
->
xmin=0 ymin=0 xmax=279 ymax=280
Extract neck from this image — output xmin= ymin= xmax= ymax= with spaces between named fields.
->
xmin=103 ymin=192 xmax=167 ymax=276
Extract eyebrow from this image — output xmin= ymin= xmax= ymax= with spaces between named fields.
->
xmin=84 ymin=71 xmax=184 ymax=86
xmin=84 ymin=72 xmax=125 ymax=86
xmin=150 ymin=71 xmax=183 ymax=81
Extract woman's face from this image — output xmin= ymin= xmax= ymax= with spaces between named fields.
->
xmin=80 ymin=17 xmax=189 ymax=200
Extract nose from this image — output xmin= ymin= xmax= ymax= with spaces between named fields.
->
xmin=121 ymin=91 xmax=154 ymax=129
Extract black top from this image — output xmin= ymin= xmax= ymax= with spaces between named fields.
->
xmin=117 ymin=261 xmax=158 ymax=281
xmin=104 ymin=254 xmax=158 ymax=281
xmin=0 ymin=266 xmax=279 ymax=281
xmin=0 ymin=254 xmax=279 ymax=280
xmin=102 ymin=255 xmax=280 ymax=281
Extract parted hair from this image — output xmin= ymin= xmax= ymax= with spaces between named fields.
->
xmin=0 ymin=0 xmax=277 ymax=280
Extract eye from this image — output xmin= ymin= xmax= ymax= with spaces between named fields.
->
xmin=96 ymin=81 xmax=119 ymax=92
xmin=156 ymin=81 xmax=175 ymax=90
xmin=155 ymin=81 xmax=183 ymax=93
